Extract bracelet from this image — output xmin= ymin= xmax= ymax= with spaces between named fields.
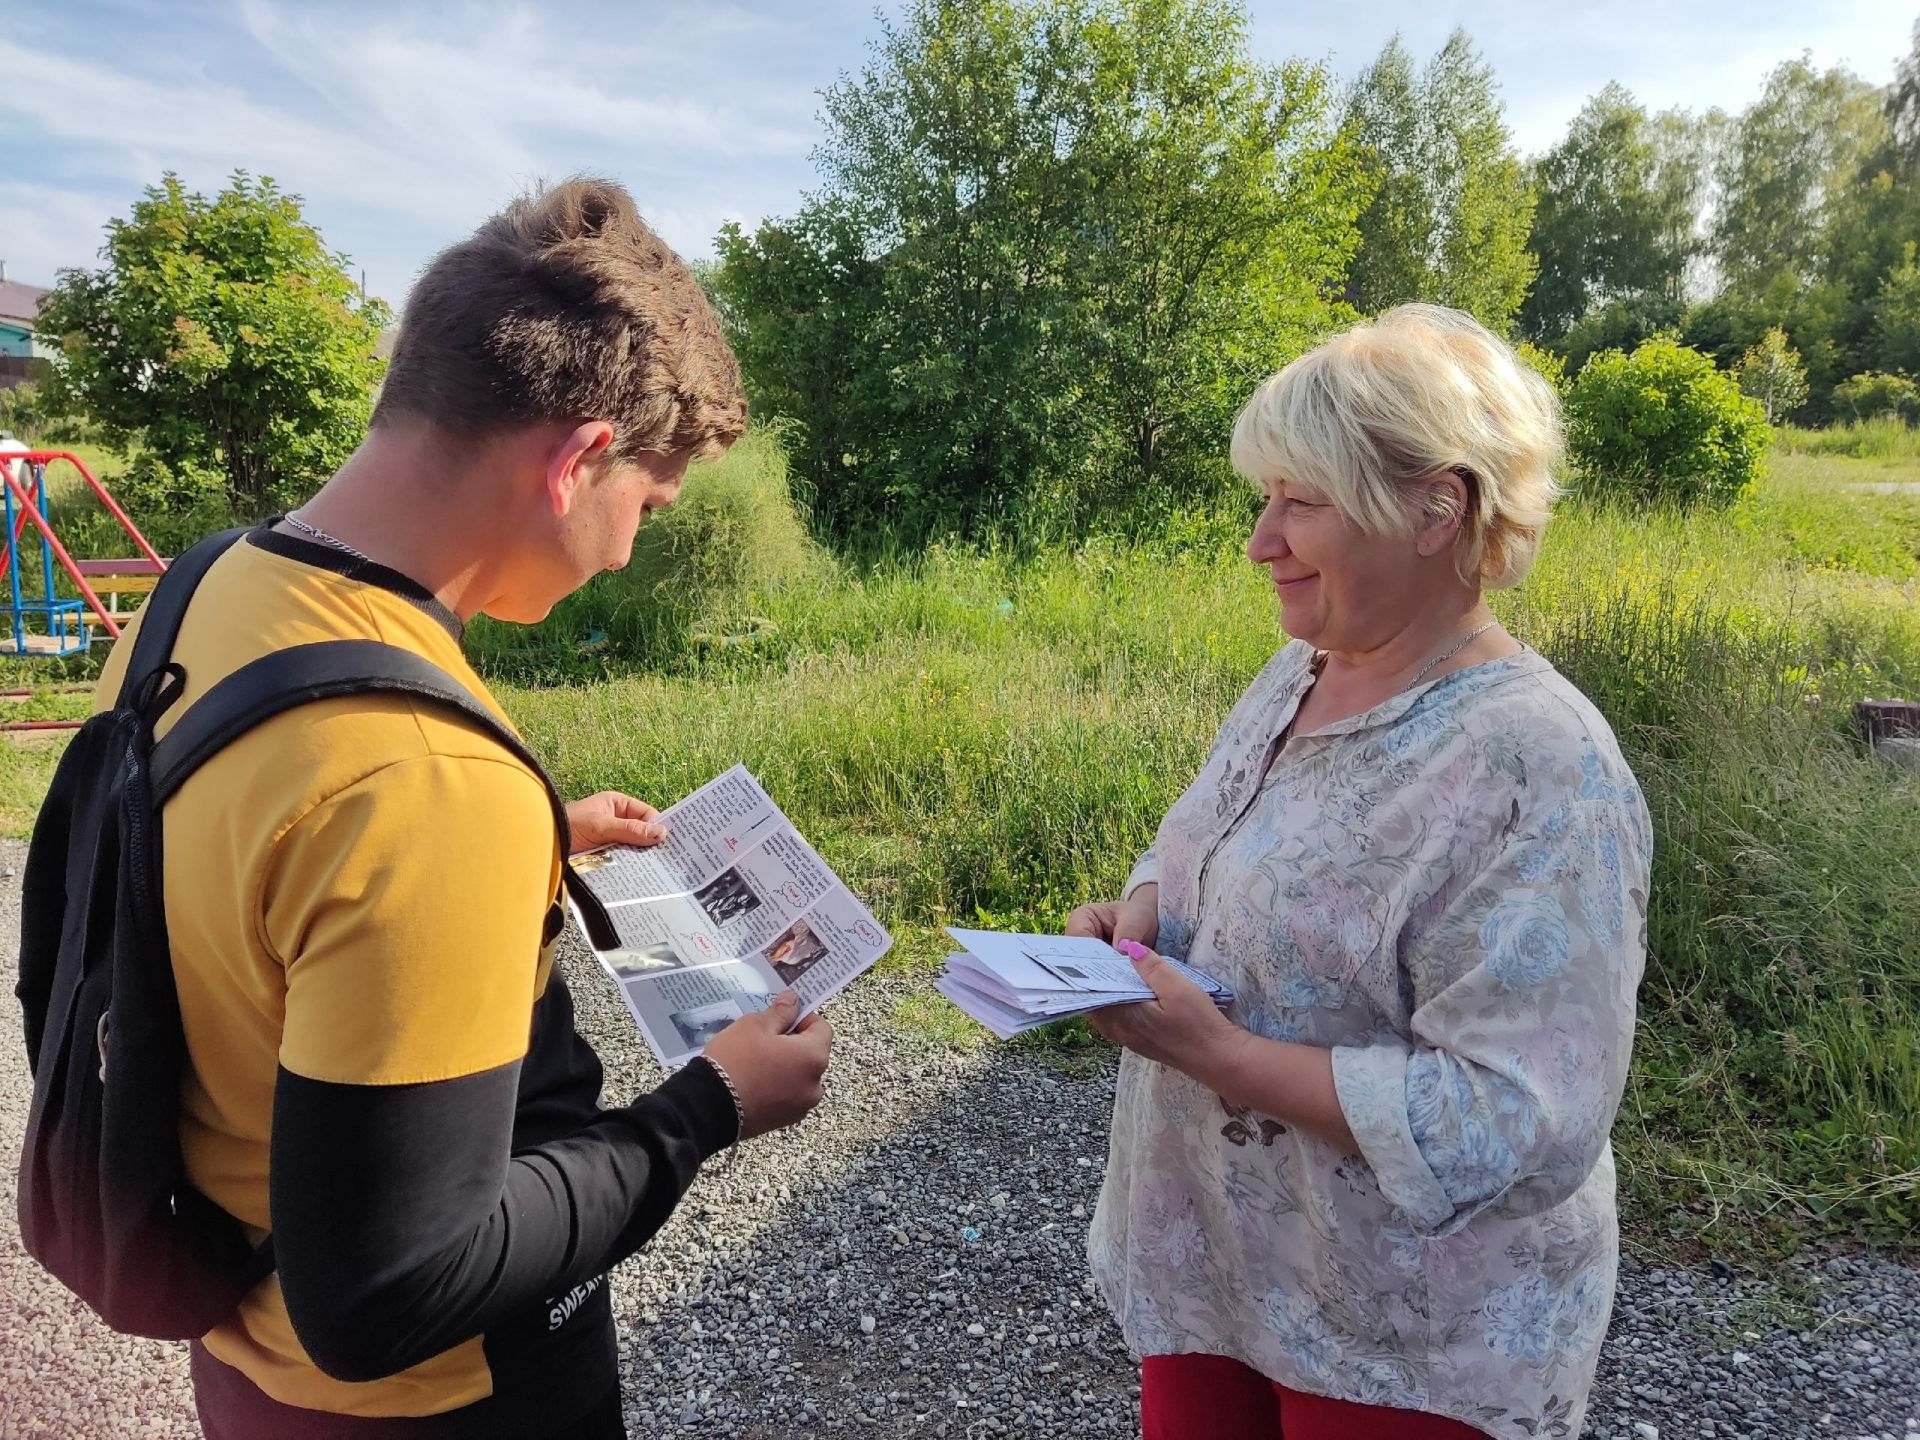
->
xmin=697 ymin=1053 xmax=746 ymax=1165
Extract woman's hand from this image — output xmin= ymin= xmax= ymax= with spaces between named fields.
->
xmin=702 ymin=991 xmax=834 ymax=1140
xmin=1066 ymin=884 xmax=1159 ymax=951
xmin=1094 ymin=940 xmax=1358 ymax=1153
xmin=1084 ymin=939 xmax=1245 ymax=1074
xmin=567 ymin=791 xmax=667 ymax=854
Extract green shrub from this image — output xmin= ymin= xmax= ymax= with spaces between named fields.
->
xmin=38 ymin=172 xmax=387 ymax=517
xmin=1566 ymin=338 xmax=1772 ymax=506
xmin=1830 ymin=371 xmax=1920 ymax=424
xmin=0 ymin=382 xmax=103 ymax=448
xmin=1514 ymin=340 xmax=1568 ymax=397
xmin=0 ymin=381 xmax=52 ymax=440
xmin=49 ymin=453 xmax=233 ymax=560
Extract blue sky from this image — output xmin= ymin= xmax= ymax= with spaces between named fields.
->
xmin=3 ymin=1 xmax=1913 ymax=306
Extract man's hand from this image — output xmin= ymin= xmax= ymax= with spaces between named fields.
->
xmin=567 ymin=791 xmax=666 ymax=854
xmin=1084 ymin=939 xmax=1246 ymax=1075
xmin=701 ymin=991 xmax=834 ymax=1140
xmin=1065 ymin=883 xmax=1159 ymax=951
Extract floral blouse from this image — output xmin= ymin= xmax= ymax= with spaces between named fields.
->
xmin=1088 ymin=641 xmax=1652 ymax=1439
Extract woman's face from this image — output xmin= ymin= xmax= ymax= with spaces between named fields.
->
xmin=1246 ymin=478 xmax=1433 ymax=652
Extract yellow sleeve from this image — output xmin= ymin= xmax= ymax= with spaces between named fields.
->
xmin=263 ymin=753 xmax=558 ymax=1085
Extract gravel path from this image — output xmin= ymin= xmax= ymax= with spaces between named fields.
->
xmin=1 ymin=837 xmax=1916 ymax=1439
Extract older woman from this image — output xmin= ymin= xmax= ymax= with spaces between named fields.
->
xmin=1070 ymin=304 xmax=1650 ymax=1440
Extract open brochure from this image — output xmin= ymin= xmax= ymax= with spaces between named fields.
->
xmin=936 ymin=928 xmax=1234 ymax=1040
xmin=566 ymin=765 xmax=892 ymax=1068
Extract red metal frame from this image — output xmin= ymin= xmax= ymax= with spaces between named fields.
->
xmin=0 ymin=680 xmax=92 ymax=731
xmin=0 ymin=449 xmax=171 ymax=643
xmin=0 ymin=466 xmax=122 ymax=639
xmin=0 ymin=449 xmax=176 ymax=732
xmin=0 ymin=449 xmax=173 ymax=731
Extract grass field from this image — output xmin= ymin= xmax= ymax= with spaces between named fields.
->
xmin=1778 ymin=415 xmax=1920 ymax=463
xmin=3 ymin=433 xmax=1916 ymax=1253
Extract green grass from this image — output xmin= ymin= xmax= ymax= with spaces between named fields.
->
xmin=1777 ymin=416 xmax=1920 ymax=463
xmin=1 ymin=434 xmax=1914 ymax=1254
xmin=36 ymin=441 xmax=130 ymax=489
xmin=0 ymin=734 xmax=69 ymax=837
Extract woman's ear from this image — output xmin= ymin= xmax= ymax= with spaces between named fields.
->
xmin=1413 ymin=470 xmax=1471 ymax=557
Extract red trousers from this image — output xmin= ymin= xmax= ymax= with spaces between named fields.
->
xmin=1141 ymin=1354 xmax=1490 ymax=1440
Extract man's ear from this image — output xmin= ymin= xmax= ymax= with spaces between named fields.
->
xmin=1413 ymin=469 xmax=1471 ymax=557
xmin=544 ymin=422 xmax=617 ymax=517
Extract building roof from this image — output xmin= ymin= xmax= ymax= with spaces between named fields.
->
xmin=0 ymin=280 xmax=48 ymax=330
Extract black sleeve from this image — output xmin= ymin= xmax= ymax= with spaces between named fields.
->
xmin=269 ymin=1056 xmax=737 ymax=1383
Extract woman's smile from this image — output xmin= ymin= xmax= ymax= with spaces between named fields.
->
xmin=1273 ymin=570 xmax=1318 ymax=597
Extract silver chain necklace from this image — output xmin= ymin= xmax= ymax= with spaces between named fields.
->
xmin=284 ymin=509 xmax=374 ymax=565
xmin=1404 ymin=619 xmax=1498 ymax=691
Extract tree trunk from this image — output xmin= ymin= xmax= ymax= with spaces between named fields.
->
xmin=224 ymin=429 xmax=269 ymax=518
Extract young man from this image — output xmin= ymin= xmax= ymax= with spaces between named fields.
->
xmin=91 ymin=179 xmax=832 ymax=1439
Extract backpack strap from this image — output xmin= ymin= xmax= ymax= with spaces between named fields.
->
xmin=145 ymin=641 xmax=597 ymax=1295
xmin=117 ymin=526 xmax=255 ymax=709
xmin=148 ymin=639 xmax=577 ymax=861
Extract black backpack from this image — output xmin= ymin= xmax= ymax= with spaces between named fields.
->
xmin=14 ymin=524 xmax=587 ymax=1340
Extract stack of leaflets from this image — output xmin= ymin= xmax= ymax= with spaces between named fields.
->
xmin=566 ymin=766 xmax=893 ymax=1069
xmin=935 ymin=927 xmax=1234 ymax=1039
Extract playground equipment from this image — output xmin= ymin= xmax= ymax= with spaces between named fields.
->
xmin=0 ymin=445 xmax=168 ymax=734
xmin=0 ymin=446 xmax=167 ymax=657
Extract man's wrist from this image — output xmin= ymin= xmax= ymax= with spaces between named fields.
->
xmin=652 ymin=1055 xmax=743 ymax=1163
xmin=695 ymin=1053 xmax=747 ymax=1145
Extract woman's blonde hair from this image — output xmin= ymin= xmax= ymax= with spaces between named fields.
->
xmin=1228 ymin=304 xmax=1563 ymax=589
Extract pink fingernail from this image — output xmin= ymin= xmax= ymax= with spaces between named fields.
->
xmin=1116 ymin=939 xmax=1147 ymax=959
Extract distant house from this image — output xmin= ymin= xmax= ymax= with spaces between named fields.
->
xmin=0 ymin=265 xmax=55 ymax=390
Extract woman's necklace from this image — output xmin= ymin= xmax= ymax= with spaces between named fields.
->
xmin=1403 ymin=619 xmax=1498 ymax=691
xmin=284 ymin=509 xmax=374 ymax=565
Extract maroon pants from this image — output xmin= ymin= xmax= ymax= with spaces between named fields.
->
xmin=1142 ymin=1354 xmax=1490 ymax=1440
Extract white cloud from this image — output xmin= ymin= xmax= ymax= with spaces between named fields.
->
xmin=233 ymin=0 xmax=815 ymax=169
xmin=0 ymin=2 xmax=827 ymax=297
xmin=0 ymin=182 xmax=118 ymax=287
xmin=0 ymin=36 xmax=483 ymax=221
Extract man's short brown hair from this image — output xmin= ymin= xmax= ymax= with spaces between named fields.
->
xmin=373 ymin=178 xmax=746 ymax=461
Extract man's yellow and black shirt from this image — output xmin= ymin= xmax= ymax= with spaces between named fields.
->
xmin=95 ymin=526 xmax=736 ymax=1437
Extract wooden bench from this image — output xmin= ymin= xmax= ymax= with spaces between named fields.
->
xmin=73 ymin=557 xmax=166 ymax=627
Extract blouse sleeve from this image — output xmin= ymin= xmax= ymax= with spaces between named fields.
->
xmin=1330 ymin=791 xmax=1650 ymax=1238
xmin=1123 ymin=847 xmax=1160 ymax=900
